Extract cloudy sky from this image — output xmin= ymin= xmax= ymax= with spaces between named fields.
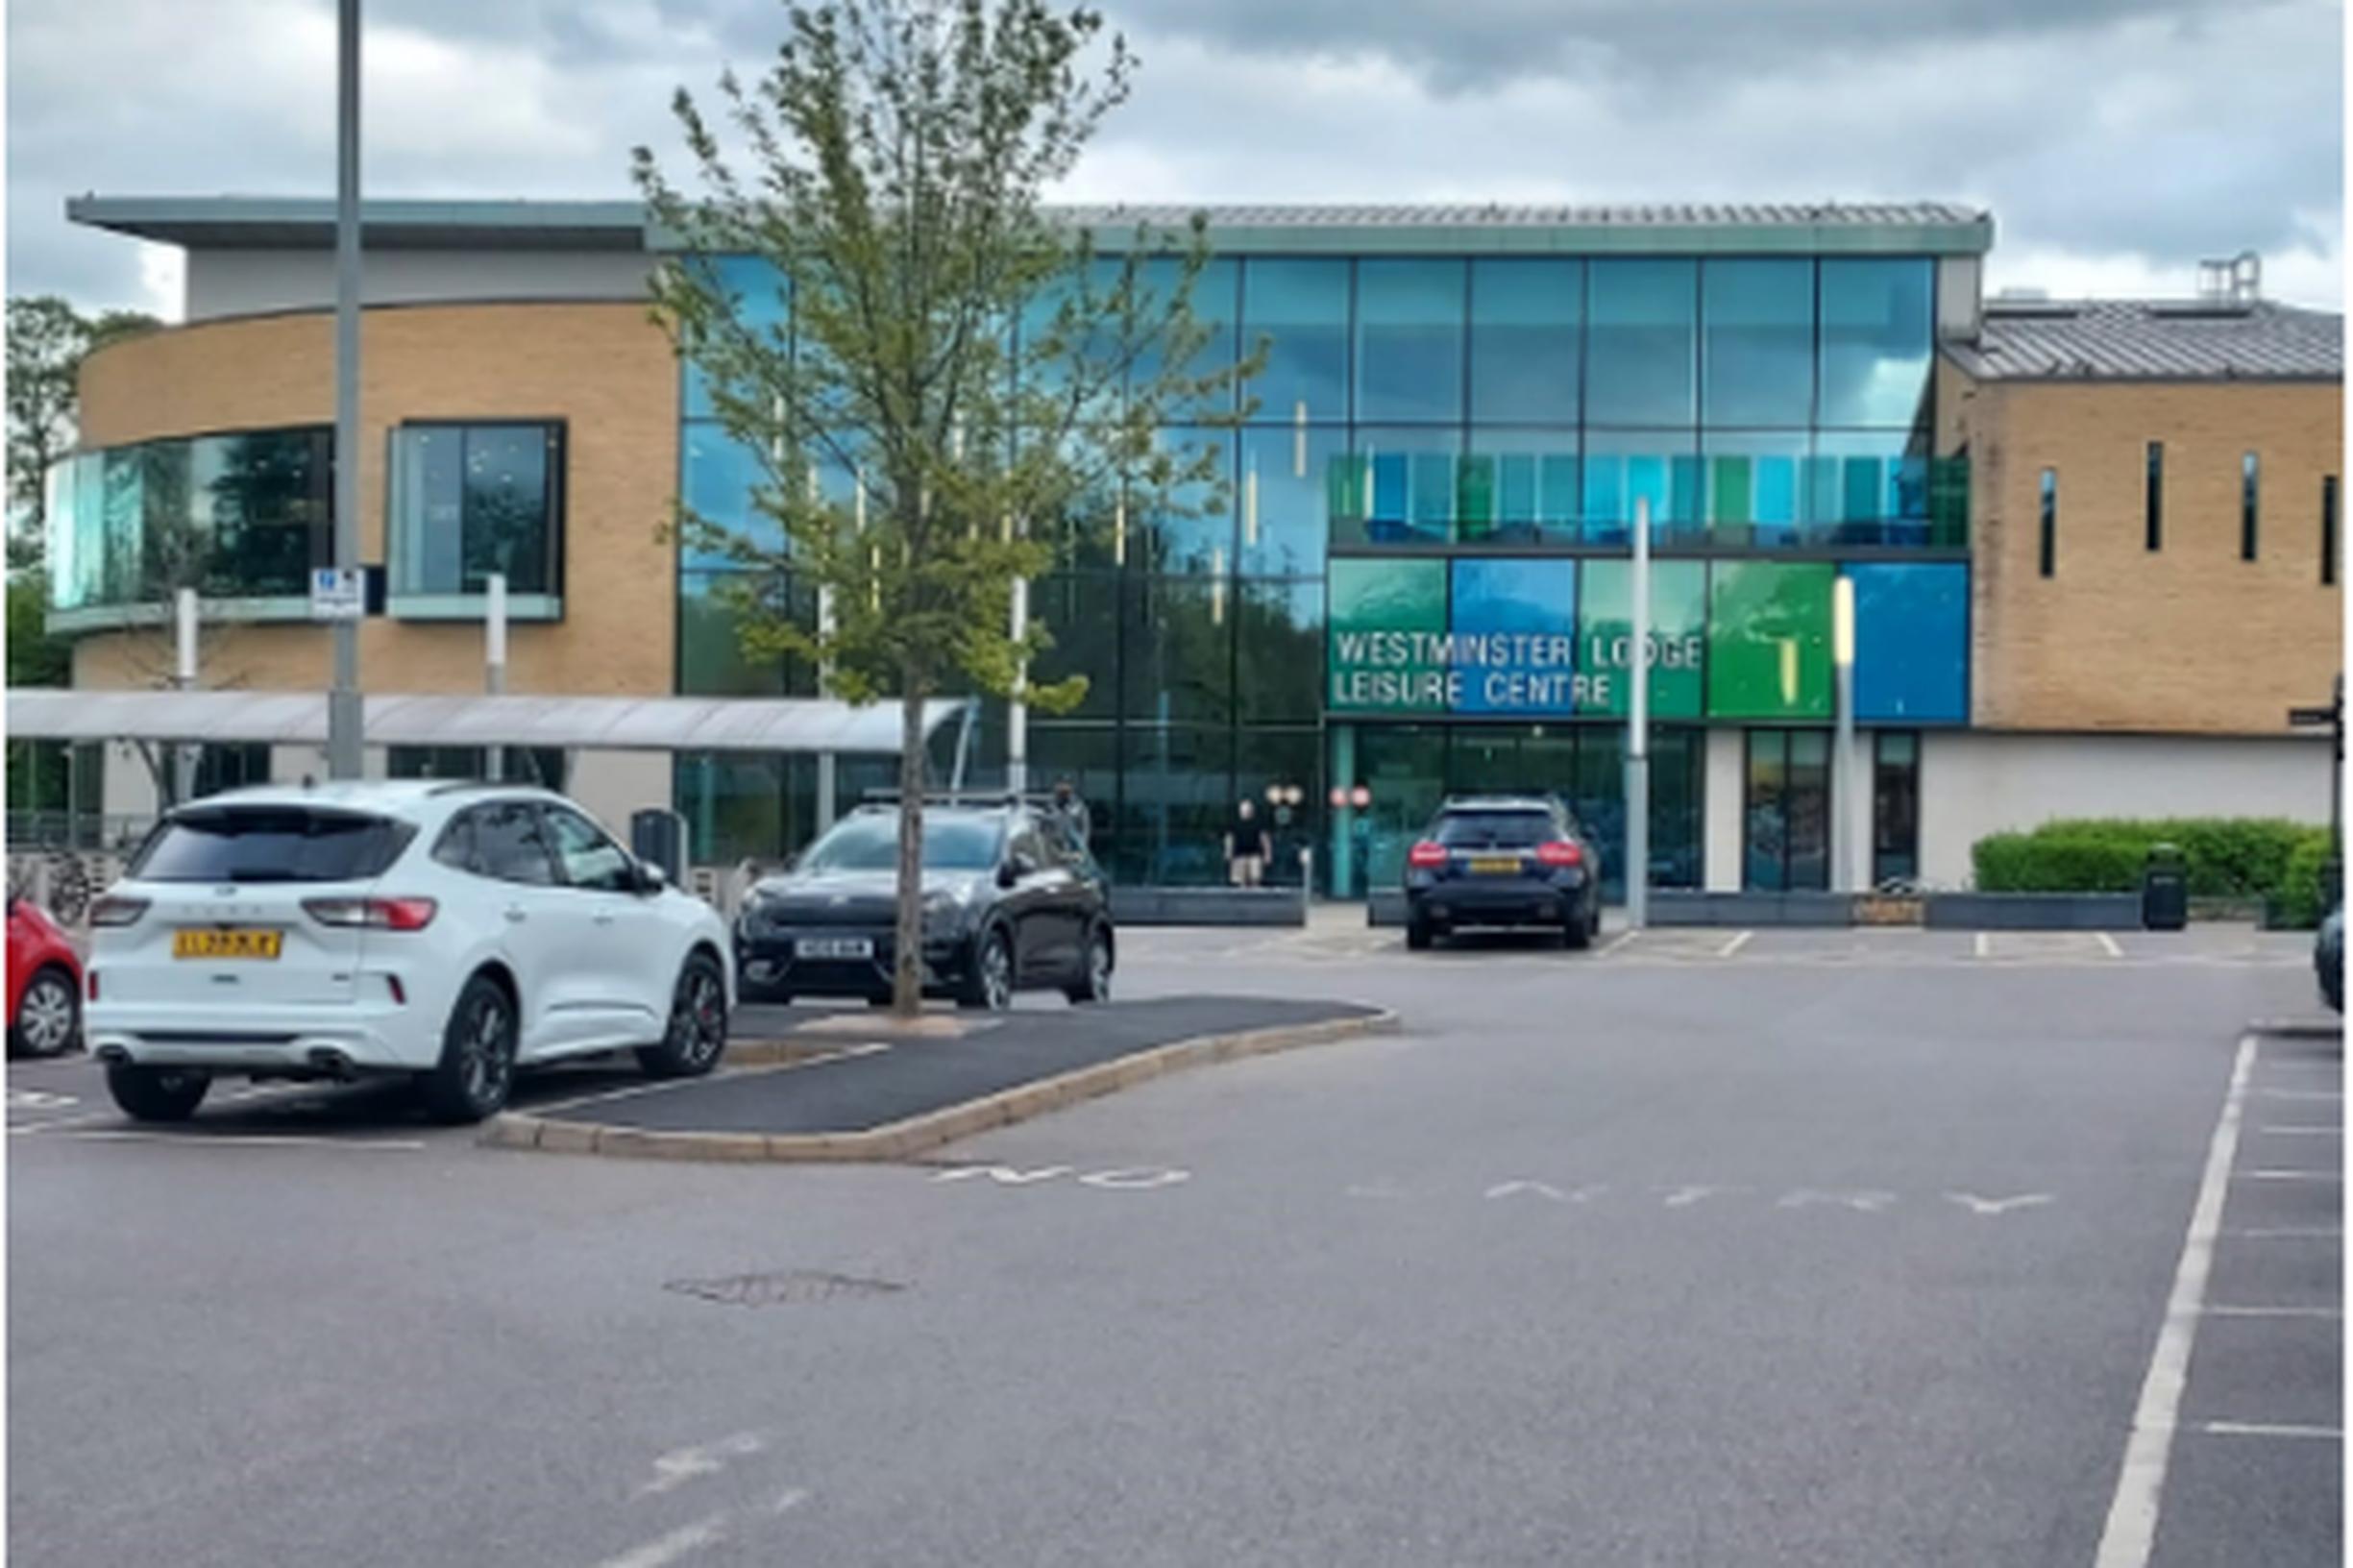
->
xmin=7 ymin=0 xmax=2344 ymax=319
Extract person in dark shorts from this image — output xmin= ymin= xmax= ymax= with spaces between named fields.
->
xmin=1224 ymin=798 xmax=1270 ymax=888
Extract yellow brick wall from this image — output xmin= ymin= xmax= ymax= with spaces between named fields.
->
xmin=71 ymin=302 xmax=680 ymax=698
xmin=1960 ymin=375 xmax=2342 ymax=736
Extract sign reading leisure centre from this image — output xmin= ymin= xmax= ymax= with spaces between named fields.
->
xmin=1327 ymin=557 xmax=1705 ymax=717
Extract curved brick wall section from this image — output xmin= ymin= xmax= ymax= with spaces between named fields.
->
xmin=72 ymin=301 xmax=680 ymax=698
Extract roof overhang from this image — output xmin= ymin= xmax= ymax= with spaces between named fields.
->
xmin=69 ymin=196 xmax=1996 ymax=258
xmin=7 ymin=690 xmax=971 ymax=754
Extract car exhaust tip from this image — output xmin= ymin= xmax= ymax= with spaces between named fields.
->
xmin=93 ymin=1044 xmax=130 ymax=1066
xmin=306 ymin=1048 xmax=355 ymax=1081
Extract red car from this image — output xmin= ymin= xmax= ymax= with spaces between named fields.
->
xmin=9 ymin=895 xmax=83 ymax=1058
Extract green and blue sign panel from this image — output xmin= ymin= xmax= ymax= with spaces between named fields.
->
xmin=1326 ymin=556 xmax=1967 ymax=723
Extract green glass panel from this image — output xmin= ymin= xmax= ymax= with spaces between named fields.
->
xmin=1706 ymin=561 xmax=1834 ymax=719
xmin=1327 ymin=557 xmax=1449 ymax=714
xmin=1325 ymin=453 xmax=1367 ymax=538
xmin=1458 ymin=454 xmax=1495 ymax=537
xmin=1709 ymin=457 xmax=1752 ymax=526
xmin=1576 ymin=559 xmax=1706 ymax=719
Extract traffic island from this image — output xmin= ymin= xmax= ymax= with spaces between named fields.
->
xmin=483 ymin=996 xmax=1396 ymax=1163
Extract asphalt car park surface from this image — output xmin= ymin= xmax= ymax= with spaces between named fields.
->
xmin=8 ymin=919 xmax=2339 ymax=1567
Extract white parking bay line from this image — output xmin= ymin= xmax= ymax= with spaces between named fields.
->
xmin=1973 ymin=931 xmax=1991 ymax=960
xmin=2092 ymin=1033 xmax=2255 ymax=1568
xmin=2257 ymin=1125 xmax=2342 ymax=1136
xmin=2241 ymin=1169 xmax=2342 ymax=1181
xmin=2204 ymin=1304 xmax=2342 ymax=1319
xmin=2230 ymin=1227 xmax=2342 ymax=1238
xmin=2198 ymin=1421 xmax=2344 ymax=1440
xmin=2096 ymin=931 xmax=2125 ymax=959
xmin=1717 ymin=930 xmax=1753 ymax=959
xmin=1594 ymin=929 xmax=1640 ymax=960
xmin=61 ymin=1130 xmax=426 ymax=1151
xmin=2257 ymin=1089 xmax=2342 ymax=1101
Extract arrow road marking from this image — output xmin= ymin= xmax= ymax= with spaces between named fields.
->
xmin=1484 ymin=1182 xmax=1605 ymax=1203
xmin=1777 ymin=1188 xmax=1897 ymax=1213
xmin=593 ymin=1515 xmax=729 ymax=1568
xmin=1945 ymin=1192 xmax=2054 ymax=1216
xmin=931 ymin=1164 xmax=1073 ymax=1185
xmin=635 ymin=1432 xmax=766 ymax=1499
xmin=1660 ymin=1185 xmax=1744 ymax=1208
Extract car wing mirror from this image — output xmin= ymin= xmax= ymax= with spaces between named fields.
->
xmin=638 ymin=860 xmax=670 ymax=894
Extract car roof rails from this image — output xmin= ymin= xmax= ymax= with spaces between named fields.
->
xmin=856 ymin=788 xmax=1037 ymax=809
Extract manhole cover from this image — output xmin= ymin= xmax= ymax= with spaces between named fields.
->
xmin=663 ymin=1270 xmax=907 ymax=1307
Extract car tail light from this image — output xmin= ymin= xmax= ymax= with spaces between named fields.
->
xmin=304 ymin=896 xmax=438 ymax=931
xmin=1536 ymin=841 xmax=1583 ymax=869
xmin=87 ymin=895 xmax=149 ymax=928
xmin=86 ymin=970 xmax=99 ymax=1002
xmin=1407 ymin=841 xmax=1450 ymax=870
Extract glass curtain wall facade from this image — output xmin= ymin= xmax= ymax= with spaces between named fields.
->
xmin=672 ymin=242 xmax=1969 ymax=893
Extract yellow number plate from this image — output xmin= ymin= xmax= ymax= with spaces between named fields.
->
xmin=173 ymin=928 xmax=282 ymax=961
xmin=1468 ymin=856 xmax=1522 ymax=875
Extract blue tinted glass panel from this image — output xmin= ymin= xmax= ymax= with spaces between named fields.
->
xmin=1470 ymin=258 xmax=1581 ymax=424
xmin=1703 ymin=259 xmax=1815 ymax=428
xmin=1355 ymin=427 xmax=1461 ymax=546
xmin=1582 ymin=430 xmax=1699 ymax=547
xmin=1140 ymin=428 xmax=1236 ymax=575
xmin=1848 ymin=564 xmax=1968 ymax=723
xmin=1587 ymin=259 xmax=1697 ymax=428
xmin=1134 ymin=256 xmax=1238 ymax=418
xmin=1017 ymin=257 xmax=1123 ymax=416
xmin=1819 ymin=258 xmax=1932 ymax=428
xmin=1467 ymin=429 xmax=1580 ymax=543
xmin=1813 ymin=430 xmax=1930 ymax=545
xmin=1450 ymin=557 xmax=1579 ymax=716
xmin=1242 ymin=257 xmax=1350 ymax=423
xmin=1356 ymin=258 xmax=1465 ymax=422
xmin=680 ymin=423 xmax=780 ymax=569
xmin=1239 ymin=425 xmax=1339 ymax=575
xmin=682 ymin=255 xmax=790 ymax=419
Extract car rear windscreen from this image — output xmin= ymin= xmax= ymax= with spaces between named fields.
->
xmin=131 ymin=809 xmax=416 ymax=883
xmin=1433 ymin=810 xmax=1555 ymax=848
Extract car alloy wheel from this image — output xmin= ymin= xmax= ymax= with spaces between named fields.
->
xmin=670 ymin=965 xmax=726 ymax=1069
xmin=980 ymin=932 xmax=1013 ymax=1011
xmin=1086 ymin=933 xmax=1112 ymax=1001
xmin=16 ymin=972 xmax=77 ymax=1055
xmin=459 ymin=991 xmax=515 ymax=1110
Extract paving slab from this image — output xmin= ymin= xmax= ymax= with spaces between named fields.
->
xmin=527 ymin=995 xmax=1385 ymax=1139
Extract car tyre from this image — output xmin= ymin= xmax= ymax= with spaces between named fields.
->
xmin=956 ymin=927 xmax=1014 ymax=1012
xmin=420 ymin=973 xmax=520 ymax=1125
xmin=1406 ymin=916 xmax=1434 ymax=952
xmin=1563 ymin=903 xmax=1593 ymax=951
xmin=636 ymin=950 xmax=729 ymax=1080
xmin=1065 ymin=924 xmax=1114 ymax=1005
xmin=105 ymin=1063 xmax=209 ymax=1122
xmin=10 ymin=965 xmax=80 ymax=1058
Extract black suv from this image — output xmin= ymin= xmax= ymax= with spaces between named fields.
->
xmin=734 ymin=798 xmax=1113 ymax=1010
xmin=1403 ymin=796 xmax=1602 ymax=951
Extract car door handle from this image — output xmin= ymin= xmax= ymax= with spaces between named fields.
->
xmin=593 ymin=912 xmax=616 ymax=926
xmin=504 ymin=906 xmax=528 ymax=923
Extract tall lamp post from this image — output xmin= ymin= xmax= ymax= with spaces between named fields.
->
xmin=1624 ymin=495 xmax=1651 ymax=929
xmin=1832 ymin=575 xmax=1858 ymax=893
xmin=326 ymin=0 xmax=365 ymax=777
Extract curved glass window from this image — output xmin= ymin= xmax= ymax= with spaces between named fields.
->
xmin=388 ymin=423 xmax=562 ymax=598
xmin=1470 ymin=259 xmax=1581 ymax=424
xmin=45 ymin=427 xmax=331 ymax=616
xmin=681 ymin=255 xmax=790 ymax=420
xmin=1819 ymin=258 xmax=1932 ymax=429
xmin=680 ymin=424 xmax=779 ymax=569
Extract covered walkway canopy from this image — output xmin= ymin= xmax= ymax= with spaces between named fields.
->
xmin=7 ymin=690 xmax=975 ymax=756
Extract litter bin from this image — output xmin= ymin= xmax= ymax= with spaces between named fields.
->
xmin=2142 ymin=843 xmax=2188 ymax=932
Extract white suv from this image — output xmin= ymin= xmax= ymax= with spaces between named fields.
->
xmin=86 ymin=781 xmax=733 ymax=1124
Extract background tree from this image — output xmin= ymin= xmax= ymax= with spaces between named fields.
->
xmin=636 ymin=0 xmax=1257 ymax=1014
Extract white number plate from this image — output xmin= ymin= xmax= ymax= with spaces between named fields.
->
xmin=797 ymin=937 xmax=874 ymax=961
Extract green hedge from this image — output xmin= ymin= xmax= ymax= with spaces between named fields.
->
xmin=1972 ymin=818 xmax=2332 ymax=916
xmin=2276 ymin=834 xmax=2341 ymax=929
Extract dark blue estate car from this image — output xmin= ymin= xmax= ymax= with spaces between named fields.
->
xmin=1403 ymin=796 xmax=1603 ymax=952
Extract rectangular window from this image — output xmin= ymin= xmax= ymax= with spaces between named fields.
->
xmin=2324 ymin=476 xmax=2339 ymax=587
xmin=1354 ymin=257 xmax=1465 ymax=424
xmin=1817 ymin=258 xmax=1933 ymax=429
xmin=388 ymin=422 xmax=564 ymax=600
xmin=1468 ymin=258 xmax=1581 ymax=424
xmin=2038 ymin=467 xmax=2057 ymax=577
xmin=1743 ymin=728 xmax=1831 ymax=893
xmin=1240 ymin=257 xmax=1350 ymax=425
xmin=2242 ymin=452 xmax=2260 ymax=561
xmin=1871 ymin=731 xmax=1920 ymax=888
xmin=1586 ymin=258 xmax=1698 ymax=428
xmin=2145 ymin=441 xmax=2164 ymax=551
xmin=1702 ymin=258 xmax=1815 ymax=429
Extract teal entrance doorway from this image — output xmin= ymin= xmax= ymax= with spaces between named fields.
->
xmin=1327 ymin=723 xmax=1703 ymax=901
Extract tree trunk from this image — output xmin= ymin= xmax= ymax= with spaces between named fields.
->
xmin=891 ymin=679 xmax=928 ymax=1017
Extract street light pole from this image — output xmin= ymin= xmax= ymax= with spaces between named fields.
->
xmin=1832 ymin=575 xmax=1858 ymax=894
xmin=326 ymin=0 xmax=364 ymax=779
xmin=1625 ymin=495 xmax=1651 ymax=930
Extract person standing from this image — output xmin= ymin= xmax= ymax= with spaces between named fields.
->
xmin=1050 ymin=776 xmax=1091 ymax=850
xmin=1225 ymin=797 xmax=1270 ymax=889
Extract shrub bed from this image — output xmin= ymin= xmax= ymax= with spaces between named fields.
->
xmin=1972 ymin=818 xmax=2333 ymax=923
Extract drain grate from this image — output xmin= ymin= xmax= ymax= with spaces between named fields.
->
xmin=664 ymin=1270 xmax=908 ymax=1307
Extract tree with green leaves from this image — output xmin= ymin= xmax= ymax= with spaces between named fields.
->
xmin=635 ymin=0 xmax=1256 ymax=1014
